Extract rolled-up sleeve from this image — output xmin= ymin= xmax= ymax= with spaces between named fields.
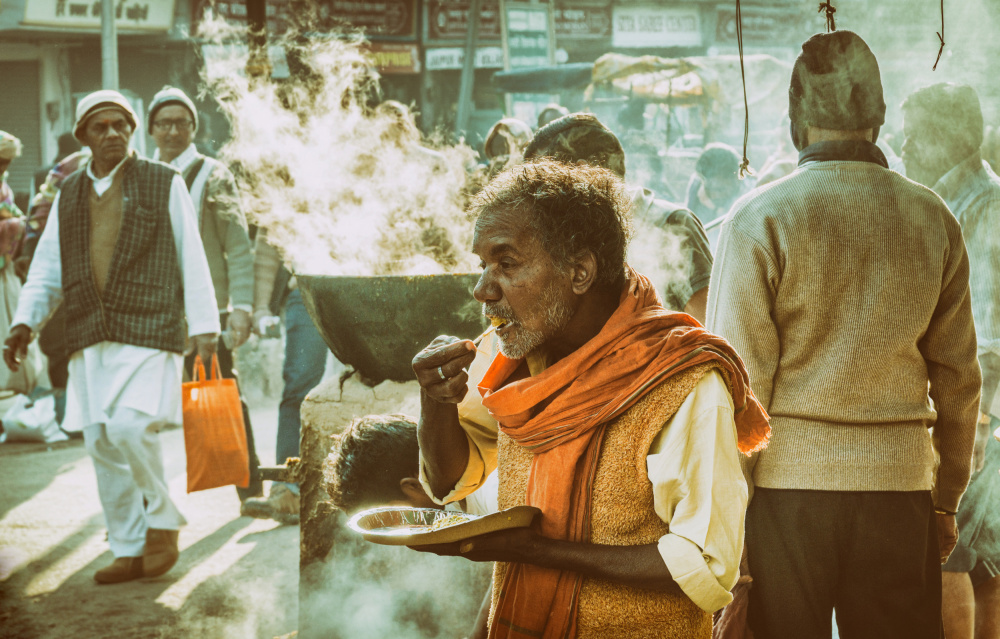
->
xmin=647 ymin=369 xmax=747 ymax=613
xmin=418 ymin=331 xmax=501 ymax=504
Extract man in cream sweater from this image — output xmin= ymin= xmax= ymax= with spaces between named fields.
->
xmin=707 ymin=31 xmax=981 ymax=637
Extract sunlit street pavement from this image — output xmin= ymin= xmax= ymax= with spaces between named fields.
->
xmin=0 ymin=404 xmax=299 ymax=639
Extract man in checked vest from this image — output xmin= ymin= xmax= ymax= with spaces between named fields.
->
xmin=3 ymin=90 xmax=221 ymax=584
xmin=147 ymin=86 xmax=263 ymax=507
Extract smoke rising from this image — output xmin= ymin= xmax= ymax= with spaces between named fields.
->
xmin=628 ymin=216 xmax=693 ymax=311
xmin=300 ymin=522 xmax=490 ymax=639
xmin=202 ymin=22 xmax=481 ymax=277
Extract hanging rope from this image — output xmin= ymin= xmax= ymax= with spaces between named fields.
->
xmin=818 ymin=2 xmax=837 ymax=32
xmin=736 ymin=0 xmax=752 ymax=178
xmin=933 ymin=0 xmax=945 ymax=70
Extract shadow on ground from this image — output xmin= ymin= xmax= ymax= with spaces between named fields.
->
xmin=1 ymin=510 xmax=298 ymax=639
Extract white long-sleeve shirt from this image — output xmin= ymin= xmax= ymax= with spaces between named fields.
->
xmin=419 ymin=331 xmax=746 ymax=613
xmin=12 ymin=155 xmax=220 ymax=431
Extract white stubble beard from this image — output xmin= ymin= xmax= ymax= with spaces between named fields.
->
xmin=495 ymin=281 xmax=573 ymax=360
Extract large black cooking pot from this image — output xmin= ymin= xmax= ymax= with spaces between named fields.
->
xmin=296 ymin=273 xmax=486 ymax=385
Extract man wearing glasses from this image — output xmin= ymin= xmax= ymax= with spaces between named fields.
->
xmin=148 ymin=86 xmax=263 ymax=506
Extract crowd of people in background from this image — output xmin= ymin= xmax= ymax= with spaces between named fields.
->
xmin=1 ymin=25 xmax=999 ymax=639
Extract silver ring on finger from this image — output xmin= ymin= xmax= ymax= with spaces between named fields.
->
xmin=437 ymin=366 xmax=447 ymax=380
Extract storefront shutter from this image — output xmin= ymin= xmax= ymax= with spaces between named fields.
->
xmin=0 ymin=60 xmax=42 ymax=202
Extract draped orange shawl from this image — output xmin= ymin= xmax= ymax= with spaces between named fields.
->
xmin=479 ymin=270 xmax=769 ymax=639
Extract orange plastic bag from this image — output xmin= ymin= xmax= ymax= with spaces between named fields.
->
xmin=182 ymin=355 xmax=250 ymax=492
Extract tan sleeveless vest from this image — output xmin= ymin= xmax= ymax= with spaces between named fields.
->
xmin=492 ymin=363 xmax=723 ymax=639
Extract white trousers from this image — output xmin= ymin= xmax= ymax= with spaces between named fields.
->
xmin=83 ymin=407 xmax=186 ymax=557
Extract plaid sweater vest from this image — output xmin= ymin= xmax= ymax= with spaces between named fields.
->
xmin=59 ymin=156 xmax=186 ymax=355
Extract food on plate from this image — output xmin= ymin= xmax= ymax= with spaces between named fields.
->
xmin=430 ymin=513 xmax=476 ymax=530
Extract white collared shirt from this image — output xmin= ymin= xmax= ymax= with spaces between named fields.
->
xmin=85 ymin=153 xmax=128 ymax=197
xmin=154 ymin=144 xmax=211 ymax=224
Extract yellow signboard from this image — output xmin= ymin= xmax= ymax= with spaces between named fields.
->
xmin=22 ymin=0 xmax=177 ymax=31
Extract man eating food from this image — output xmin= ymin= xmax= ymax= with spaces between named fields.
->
xmin=411 ymin=159 xmax=769 ymax=638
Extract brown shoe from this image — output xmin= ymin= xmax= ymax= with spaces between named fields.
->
xmin=143 ymin=529 xmax=179 ymax=578
xmin=94 ymin=556 xmax=144 ymax=584
xmin=240 ymin=483 xmax=300 ymax=525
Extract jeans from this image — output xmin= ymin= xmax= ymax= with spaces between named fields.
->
xmin=276 ymin=289 xmax=327 ymax=492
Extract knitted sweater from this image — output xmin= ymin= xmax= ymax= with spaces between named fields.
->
xmin=707 ymin=153 xmax=980 ymax=513
xmin=492 ymin=364 xmax=721 ymax=638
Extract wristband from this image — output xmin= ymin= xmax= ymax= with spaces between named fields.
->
xmin=934 ymin=507 xmax=957 ymax=516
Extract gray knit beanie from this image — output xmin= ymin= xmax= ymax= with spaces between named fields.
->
xmin=524 ymin=113 xmax=626 ymax=178
xmin=789 ymin=31 xmax=885 ymax=133
xmin=148 ymin=86 xmax=198 ymax=132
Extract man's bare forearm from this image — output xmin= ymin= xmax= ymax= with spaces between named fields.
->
xmin=417 ymin=392 xmax=471 ymax=500
xmin=517 ymin=537 xmax=680 ymax=593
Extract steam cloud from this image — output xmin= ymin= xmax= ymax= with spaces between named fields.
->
xmin=301 ymin=524 xmax=490 ymax=639
xmin=202 ymin=22 xmax=481 ymax=277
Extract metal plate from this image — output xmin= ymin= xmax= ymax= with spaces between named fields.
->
xmin=346 ymin=505 xmax=541 ymax=546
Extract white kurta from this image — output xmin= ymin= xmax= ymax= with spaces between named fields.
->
xmin=12 ymin=156 xmax=220 ymax=432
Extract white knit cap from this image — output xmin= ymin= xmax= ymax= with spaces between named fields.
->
xmin=148 ymin=86 xmax=198 ymax=132
xmin=73 ymin=90 xmax=139 ymax=142
xmin=0 ymin=131 xmax=22 ymax=160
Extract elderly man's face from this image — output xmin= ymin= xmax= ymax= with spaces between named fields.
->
xmin=902 ymin=113 xmax=955 ymax=187
xmin=83 ymin=109 xmax=133 ymax=167
xmin=0 ymin=158 xmax=11 ymax=175
xmin=473 ymin=208 xmax=575 ymax=360
xmin=151 ymin=104 xmax=195 ymax=161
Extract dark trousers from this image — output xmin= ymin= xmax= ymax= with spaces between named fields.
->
xmin=746 ymin=488 xmax=942 ymax=639
xmin=184 ymin=330 xmax=262 ymax=501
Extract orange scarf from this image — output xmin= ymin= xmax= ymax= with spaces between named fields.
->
xmin=479 ymin=269 xmax=769 ymax=639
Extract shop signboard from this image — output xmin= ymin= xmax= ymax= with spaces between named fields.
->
xmin=611 ymin=4 xmax=702 ymax=49
xmin=554 ymin=5 xmax=611 ymax=40
xmin=197 ymin=0 xmax=290 ymax=36
xmin=503 ymin=3 xmax=553 ymax=68
xmin=201 ymin=44 xmax=291 ymax=80
xmin=425 ymin=46 xmax=504 ymax=70
xmin=425 ymin=0 xmax=501 ymax=43
xmin=425 ymin=0 xmax=611 ymax=45
xmin=22 ymin=0 xmax=176 ymax=31
xmin=324 ymin=0 xmax=417 ymax=40
xmin=366 ymin=42 xmax=421 ymax=73
xmin=198 ymin=0 xmax=417 ymax=39
xmin=715 ymin=5 xmax=815 ymax=46
xmin=500 ymin=0 xmax=556 ymax=128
